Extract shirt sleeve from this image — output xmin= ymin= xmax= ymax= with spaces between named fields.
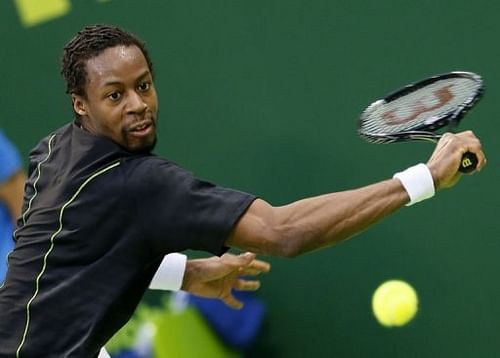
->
xmin=0 ymin=130 xmax=22 ymax=183
xmin=128 ymin=157 xmax=256 ymax=256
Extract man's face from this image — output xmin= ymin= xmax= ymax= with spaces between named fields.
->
xmin=73 ymin=45 xmax=158 ymax=153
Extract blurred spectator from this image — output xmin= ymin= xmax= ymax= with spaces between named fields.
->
xmin=0 ymin=130 xmax=25 ymax=283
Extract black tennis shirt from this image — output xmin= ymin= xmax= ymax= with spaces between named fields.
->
xmin=0 ymin=122 xmax=255 ymax=357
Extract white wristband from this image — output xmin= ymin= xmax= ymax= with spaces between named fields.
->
xmin=98 ymin=348 xmax=111 ymax=358
xmin=149 ymin=253 xmax=187 ymax=291
xmin=393 ymin=163 xmax=435 ymax=206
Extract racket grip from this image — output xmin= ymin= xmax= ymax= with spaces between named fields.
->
xmin=459 ymin=152 xmax=478 ymax=173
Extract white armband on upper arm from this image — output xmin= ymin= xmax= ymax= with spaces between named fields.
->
xmin=149 ymin=253 xmax=187 ymax=291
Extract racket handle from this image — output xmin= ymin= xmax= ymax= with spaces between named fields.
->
xmin=459 ymin=152 xmax=478 ymax=173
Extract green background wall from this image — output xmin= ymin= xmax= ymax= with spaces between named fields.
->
xmin=1 ymin=1 xmax=499 ymax=357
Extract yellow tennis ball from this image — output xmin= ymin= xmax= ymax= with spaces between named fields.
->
xmin=372 ymin=280 xmax=418 ymax=327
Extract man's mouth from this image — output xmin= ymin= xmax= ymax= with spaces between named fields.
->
xmin=129 ymin=120 xmax=154 ymax=137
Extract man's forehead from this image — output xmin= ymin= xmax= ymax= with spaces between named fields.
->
xmin=85 ymin=45 xmax=150 ymax=83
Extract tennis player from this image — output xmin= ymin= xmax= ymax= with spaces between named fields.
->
xmin=0 ymin=24 xmax=486 ymax=357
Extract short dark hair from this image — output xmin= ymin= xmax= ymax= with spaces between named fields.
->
xmin=61 ymin=24 xmax=154 ymax=97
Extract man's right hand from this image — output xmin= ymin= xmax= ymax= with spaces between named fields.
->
xmin=426 ymin=131 xmax=486 ymax=190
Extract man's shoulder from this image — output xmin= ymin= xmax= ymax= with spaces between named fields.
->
xmin=122 ymin=154 xmax=176 ymax=175
xmin=122 ymin=154 xmax=194 ymax=187
xmin=30 ymin=123 xmax=72 ymax=153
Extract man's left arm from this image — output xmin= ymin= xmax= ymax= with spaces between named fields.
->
xmin=149 ymin=252 xmax=270 ymax=309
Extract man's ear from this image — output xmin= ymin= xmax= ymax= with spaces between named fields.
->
xmin=72 ymin=94 xmax=87 ymax=116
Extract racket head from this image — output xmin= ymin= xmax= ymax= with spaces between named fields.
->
xmin=358 ymin=71 xmax=484 ymax=144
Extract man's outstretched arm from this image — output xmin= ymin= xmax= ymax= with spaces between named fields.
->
xmin=226 ymin=131 xmax=486 ymax=257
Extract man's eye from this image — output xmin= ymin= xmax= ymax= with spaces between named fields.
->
xmin=108 ymin=92 xmax=121 ymax=101
xmin=138 ymin=82 xmax=150 ymax=91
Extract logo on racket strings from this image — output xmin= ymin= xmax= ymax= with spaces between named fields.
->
xmin=382 ymin=84 xmax=455 ymax=125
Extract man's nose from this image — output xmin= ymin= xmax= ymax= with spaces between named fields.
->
xmin=126 ymin=91 xmax=147 ymax=113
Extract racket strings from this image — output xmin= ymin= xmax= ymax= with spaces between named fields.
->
xmin=360 ymin=77 xmax=481 ymax=136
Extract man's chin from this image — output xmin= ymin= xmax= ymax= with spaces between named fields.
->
xmin=126 ymin=136 xmax=157 ymax=154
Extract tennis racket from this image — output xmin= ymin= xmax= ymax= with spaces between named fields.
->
xmin=358 ymin=71 xmax=484 ymax=173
